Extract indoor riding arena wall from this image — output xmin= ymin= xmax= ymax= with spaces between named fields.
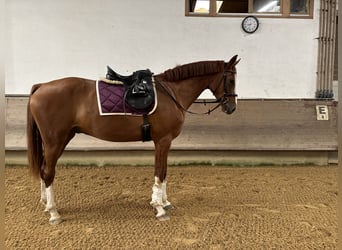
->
xmin=5 ymin=97 xmax=338 ymax=166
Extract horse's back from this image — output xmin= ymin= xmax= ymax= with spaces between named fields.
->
xmin=29 ymin=77 xmax=97 ymax=130
xmin=31 ymin=77 xmax=94 ymax=96
xmin=30 ymin=77 xmax=95 ymax=106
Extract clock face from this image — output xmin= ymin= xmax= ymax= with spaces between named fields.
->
xmin=242 ymin=16 xmax=259 ymax=33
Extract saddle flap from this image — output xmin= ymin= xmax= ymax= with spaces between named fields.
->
xmin=125 ymin=70 xmax=155 ymax=110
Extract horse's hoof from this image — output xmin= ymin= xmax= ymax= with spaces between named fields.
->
xmin=163 ymin=204 xmax=173 ymax=211
xmin=49 ymin=217 xmax=63 ymax=225
xmin=156 ymin=214 xmax=170 ymax=221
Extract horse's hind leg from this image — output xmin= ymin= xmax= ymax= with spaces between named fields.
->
xmin=40 ymin=152 xmax=62 ymax=225
xmin=41 ymin=181 xmax=62 ymax=225
xmin=40 ymin=179 xmax=47 ymax=204
xmin=40 ymin=179 xmax=59 ymax=223
xmin=40 ymin=132 xmax=75 ymax=225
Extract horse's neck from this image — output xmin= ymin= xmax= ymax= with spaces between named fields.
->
xmin=171 ymin=78 xmax=209 ymax=110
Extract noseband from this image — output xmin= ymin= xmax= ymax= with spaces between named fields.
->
xmin=212 ymin=69 xmax=238 ymax=105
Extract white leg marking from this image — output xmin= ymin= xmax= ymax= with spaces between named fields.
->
xmin=40 ymin=179 xmax=47 ymax=206
xmin=150 ymin=177 xmax=163 ymax=207
xmin=45 ymin=185 xmax=62 ymax=225
xmin=161 ymin=181 xmax=172 ymax=210
xmin=150 ymin=177 xmax=169 ymax=220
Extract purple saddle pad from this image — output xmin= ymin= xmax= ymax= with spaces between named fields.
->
xmin=96 ymin=80 xmax=157 ymax=116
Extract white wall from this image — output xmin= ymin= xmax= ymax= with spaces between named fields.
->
xmin=5 ymin=0 xmax=320 ymax=98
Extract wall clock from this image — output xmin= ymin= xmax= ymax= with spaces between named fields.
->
xmin=242 ymin=16 xmax=259 ymax=34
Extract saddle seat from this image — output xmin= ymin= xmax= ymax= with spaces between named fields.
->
xmin=106 ymin=66 xmax=136 ymax=83
xmin=105 ymin=66 xmax=155 ymax=110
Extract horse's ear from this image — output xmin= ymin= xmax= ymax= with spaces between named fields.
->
xmin=227 ymin=55 xmax=240 ymax=66
xmin=234 ymin=58 xmax=241 ymax=67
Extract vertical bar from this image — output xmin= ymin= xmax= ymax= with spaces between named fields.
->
xmin=322 ymin=0 xmax=328 ymax=97
xmin=185 ymin=0 xmax=190 ymax=16
xmin=326 ymin=0 xmax=331 ymax=97
xmin=248 ymin=0 xmax=254 ymax=13
xmin=316 ymin=0 xmax=324 ymax=97
xmin=283 ymin=0 xmax=290 ymax=17
xmin=323 ymin=0 xmax=329 ymax=96
xmin=328 ymin=0 xmax=337 ymax=98
xmin=210 ymin=0 xmax=216 ymax=16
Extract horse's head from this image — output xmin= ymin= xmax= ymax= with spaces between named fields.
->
xmin=209 ymin=55 xmax=240 ymax=115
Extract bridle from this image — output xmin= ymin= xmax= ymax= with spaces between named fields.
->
xmin=209 ymin=69 xmax=238 ymax=102
xmin=155 ymin=68 xmax=238 ymax=115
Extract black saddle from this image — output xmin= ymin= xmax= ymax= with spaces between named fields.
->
xmin=106 ymin=66 xmax=135 ymax=83
xmin=106 ymin=66 xmax=155 ymax=110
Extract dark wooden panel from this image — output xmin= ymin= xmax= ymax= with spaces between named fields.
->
xmin=5 ymin=97 xmax=338 ymax=151
xmin=175 ymin=99 xmax=338 ymax=150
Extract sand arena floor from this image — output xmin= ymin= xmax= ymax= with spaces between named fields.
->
xmin=5 ymin=165 xmax=337 ymax=249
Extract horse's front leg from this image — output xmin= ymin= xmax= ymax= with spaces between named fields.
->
xmin=40 ymin=180 xmax=62 ymax=225
xmin=151 ymin=177 xmax=173 ymax=220
xmin=150 ymin=138 xmax=172 ymax=220
xmin=151 ymin=177 xmax=173 ymax=221
xmin=161 ymin=180 xmax=172 ymax=210
xmin=40 ymin=179 xmax=47 ymax=206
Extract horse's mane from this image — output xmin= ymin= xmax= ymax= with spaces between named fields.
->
xmin=162 ymin=61 xmax=225 ymax=81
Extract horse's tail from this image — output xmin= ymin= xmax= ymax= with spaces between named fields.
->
xmin=27 ymin=84 xmax=43 ymax=179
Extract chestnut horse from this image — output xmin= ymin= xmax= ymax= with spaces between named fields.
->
xmin=27 ymin=55 xmax=239 ymax=224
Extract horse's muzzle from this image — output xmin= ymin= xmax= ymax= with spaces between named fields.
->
xmin=222 ymin=103 xmax=236 ymax=114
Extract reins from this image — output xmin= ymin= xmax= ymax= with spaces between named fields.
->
xmin=154 ymin=70 xmax=237 ymax=115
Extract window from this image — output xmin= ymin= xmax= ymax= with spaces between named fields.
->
xmin=186 ymin=0 xmax=313 ymax=18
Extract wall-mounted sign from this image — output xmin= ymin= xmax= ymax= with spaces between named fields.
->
xmin=316 ymin=105 xmax=329 ymax=120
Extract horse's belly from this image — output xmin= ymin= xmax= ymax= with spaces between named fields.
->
xmin=81 ymin=116 xmax=146 ymax=142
